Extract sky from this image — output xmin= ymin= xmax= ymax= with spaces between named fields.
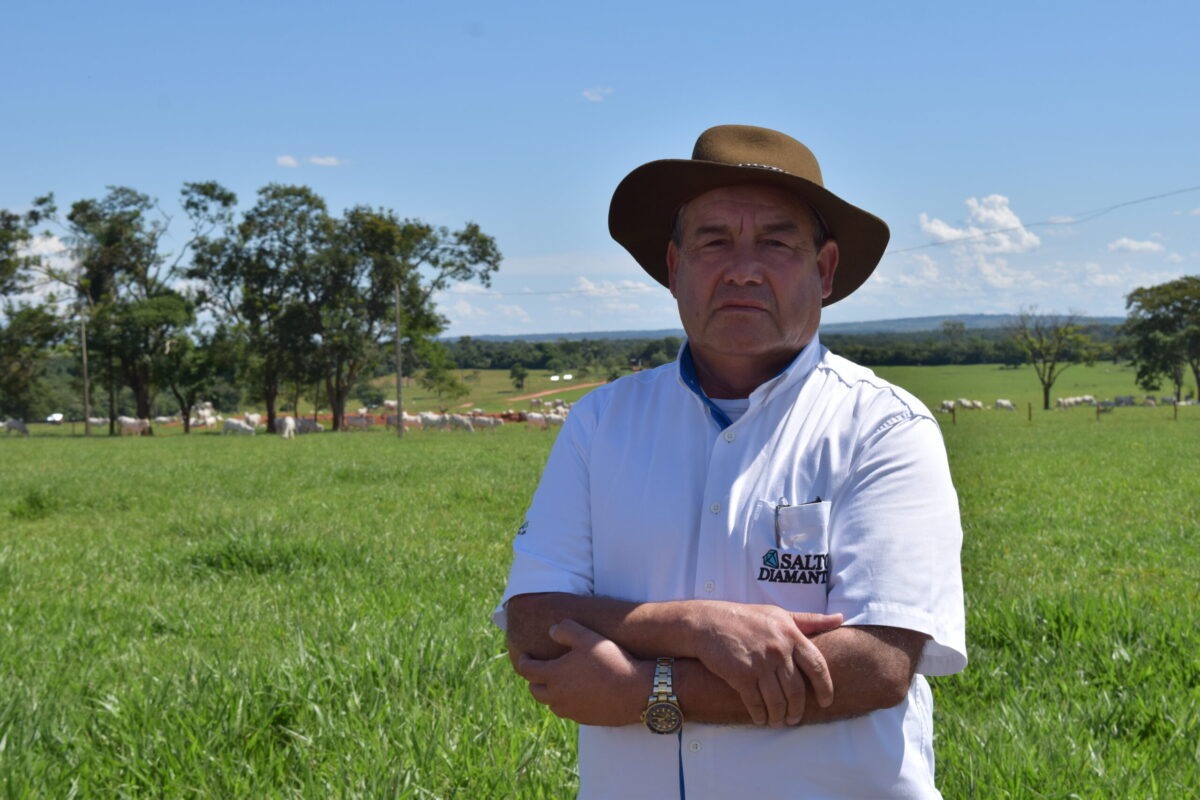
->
xmin=4 ymin=1 xmax=1198 ymax=337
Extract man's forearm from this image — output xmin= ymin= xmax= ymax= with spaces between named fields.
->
xmin=505 ymin=591 xmax=698 ymax=661
xmin=675 ymin=625 xmax=927 ymax=725
xmin=506 ymin=592 xmax=922 ymax=727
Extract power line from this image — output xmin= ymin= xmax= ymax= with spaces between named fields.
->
xmin=436 ymin=183 xmax=1200 ymax=296
xmin=888 ymin=183 xmax=1200 ymax=255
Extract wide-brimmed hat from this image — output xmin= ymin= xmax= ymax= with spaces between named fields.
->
xmin=608 ymin=124 xmax=890 ymax=306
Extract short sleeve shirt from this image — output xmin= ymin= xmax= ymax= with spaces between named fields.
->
xmin=495 ymin=337 xmax=967 ymax=799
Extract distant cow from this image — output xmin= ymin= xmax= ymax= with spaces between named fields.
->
xmin=118 ymin=416 xmax=151 ymax=436
xmin=995 ymin=399 xmax=1016 ymax=411
xmin=223 ymin=418 xmax=255 ymax=435
xmin=3 ymin=419 xmax=30 ymax=436
xmin=344 ymin=415 xmax=374 ymax=430
xmin=279 ymin=416 xmax=297 ymax=439
xmin=295 ymin=418 xmax=324 ymax=434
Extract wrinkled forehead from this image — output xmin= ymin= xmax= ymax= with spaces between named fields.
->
xmin=674 ymin=182 xmax=826 ymax=240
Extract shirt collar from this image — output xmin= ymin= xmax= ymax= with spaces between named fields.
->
xmin=676 ymin=334 xmax=825 ymax=430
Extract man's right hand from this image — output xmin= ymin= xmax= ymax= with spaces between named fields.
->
xmin=687 ymin=602 xmax=842 ymax=727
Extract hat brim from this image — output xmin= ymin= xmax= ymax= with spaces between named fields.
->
xmin=608 ymin=160 xmax=890 ymax=306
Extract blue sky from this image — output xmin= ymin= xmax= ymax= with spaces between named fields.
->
xmin=5 ymin=1 xmax=1198 ymax=337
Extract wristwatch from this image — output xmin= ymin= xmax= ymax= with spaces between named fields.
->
xmin=641 ymin=657 xmax=684 ymax=734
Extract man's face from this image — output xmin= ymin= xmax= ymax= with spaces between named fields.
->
xmin=667 ymin=183 xmax=839 ymax=376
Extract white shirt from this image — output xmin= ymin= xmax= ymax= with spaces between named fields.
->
xmin=495 ymin=337 xmax=967 ymax=799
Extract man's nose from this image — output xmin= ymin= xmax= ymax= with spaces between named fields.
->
xmin=722 ymin=242 xmax=765 ymax=285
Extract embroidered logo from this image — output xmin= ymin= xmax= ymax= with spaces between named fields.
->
xmin=759 ymin=549 xmax=829 ymax=585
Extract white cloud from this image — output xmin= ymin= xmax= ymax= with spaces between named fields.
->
xmin=574 ymin=276 xmax=656 ymax=297
xmin=582 ymin=86 xmax=614 ymax=102
xmin=1166 ymin=252 xmax=1184 ymax=264
xmin=276 ymin=155 xmax=299 ymax=168
xmin=919 ymin=195 xmax=1040 ymax=255
xmin=915 ymin=195 xmax=1042 ymax=293
xmin=1083 ymin=262 xmax=1123 ymax=288
xmin=497 ymin=304 xmax=532 ymax=322
xmin=883 ymin=254 xmax=942 ymax=288
xmin=448 ymin=282 xmax=490 ymax=295
xmin=1107 ymin=237 xmax=1164 ymax=253
xmin=307 ymin=155 xmax=345 ymax=167
xmin=1189 ymin=208 xmax=1200 ymax=216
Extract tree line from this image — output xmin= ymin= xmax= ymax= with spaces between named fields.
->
xmin=3 ymin=184 xmax=1198 ymax=424
xmin=1 ymin=183 xmax=500 ymax=432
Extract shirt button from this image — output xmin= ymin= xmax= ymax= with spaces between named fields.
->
xmin=689 ymin=740 xmax=703 ymax=752
xmin=709 ymin=503 xmax=721 ymax=514
xmin=723 ymin=430 xmax=735 ymax=442
xmin=704 ymin=581 xmax=715 ymax=592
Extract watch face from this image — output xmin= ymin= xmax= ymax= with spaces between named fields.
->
xmin=645 ymin=701 xmax=683 ymax=734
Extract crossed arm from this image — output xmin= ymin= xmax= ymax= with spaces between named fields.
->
xmin=505 ymin=591 xmax=928 ymax=729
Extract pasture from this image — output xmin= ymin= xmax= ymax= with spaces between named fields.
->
xmin=2 ymin=363 xmax=1198 ymax=798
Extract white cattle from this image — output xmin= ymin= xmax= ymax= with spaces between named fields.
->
xmin=118 ymin=416 xmax=151 ymax=435
xmin=420 ymin=412 xmax=447 ymax=431
xmin=526 ymin=412 xmax=549 ymax=430
xmin=243 ymin=412 xmax=262 ymax=429
xmin=344 ymin=414 xmax=374 ymax=430
xmin=279 ymin=416 xmax=297 ymax=439
xmin=46 ymin=413 xmax=64 ymax=425
xmin=295 ymin=418 xmax=324 ymax=434
xmin=472 ymin=415 xmax=504 ymax=429
xmin=956 ymin=398 xmax=983 ymax=410
xmin=88 ymin=416 xmax=109 ymax=427
xmin=383 ymin=400 xmax=398 ymax=410
xmin=222 ymin=418 xmax=255 ymax=435
xmin=4 ymin=419 xmax=30 ymax=436
xmin=447 ymin=414 xmax=475 ymax=433
xmin=995 ymin=399 xmax=1016 ymax=411
xmin=384 ymin=413 xmax=418 ymax=430
xmin=938 ymin=400 xmax=956 ymax=414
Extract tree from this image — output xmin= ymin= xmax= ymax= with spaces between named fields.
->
xmin=1007 ymin=308 xmax=1095 ymax=410
xmin=153 ymin=327 xmax=238 ymax=433
xmin=1 ymin=202 xmax=63 ymax=420
xmin=0 ymin=304 xmax=65 ymax=419
xmin=369 ymin=215 xmax=501 ymax=437
xmin=1 ymin=200 xmax=54 ymax=297
xmin=188 ymin=183 xmax=330 ymax=433
xmin=510 ymin=363 xmax=528 ymax=390
xmin=1123 ymin=277 xmax=1200 ymax=402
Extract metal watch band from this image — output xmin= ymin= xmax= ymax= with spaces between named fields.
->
xmin=650 ymin=656 xmax=675 ymax=700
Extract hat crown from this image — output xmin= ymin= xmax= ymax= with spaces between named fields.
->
xmin=693 ymin=125 xmax=824 ymax=188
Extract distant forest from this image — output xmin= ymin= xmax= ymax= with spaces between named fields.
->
xmin=440 ymin=320 xmax=1123 ymax=373
xmin=20 ymin=321 xmax=1125 ymax=422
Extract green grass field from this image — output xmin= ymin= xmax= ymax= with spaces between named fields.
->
xmin=2 ymin=364 xmax=1198 ymax=798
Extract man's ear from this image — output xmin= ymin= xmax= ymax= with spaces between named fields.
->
xmin=817 ymin=240 xmax=839 ymax=299
xmin=666 ymin=241 xmax=680 ymax=297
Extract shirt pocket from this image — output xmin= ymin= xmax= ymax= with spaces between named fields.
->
xmin=750 ymin=499 xmax=832 ymax=611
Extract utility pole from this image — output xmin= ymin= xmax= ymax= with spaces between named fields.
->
xmin=80 ymin=308 xmax=92 ymax=436
xmin=394 ymin=284 xmax=404 ymax=439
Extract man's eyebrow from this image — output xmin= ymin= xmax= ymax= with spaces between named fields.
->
xmin=690 ymin=222 xmax=732 ymax=238
xmin=759 ymin=220 xmax=805 ymax=235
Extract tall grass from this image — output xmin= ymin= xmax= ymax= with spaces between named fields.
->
xmin=1 ymin=368 xmax=1197 ymax=798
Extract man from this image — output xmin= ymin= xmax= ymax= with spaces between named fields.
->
xmin=494 ymin=125 xmax=966 ymax=798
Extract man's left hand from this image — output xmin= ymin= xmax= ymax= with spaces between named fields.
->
xmin=514 ymin=619 xmax=651 ymax=726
